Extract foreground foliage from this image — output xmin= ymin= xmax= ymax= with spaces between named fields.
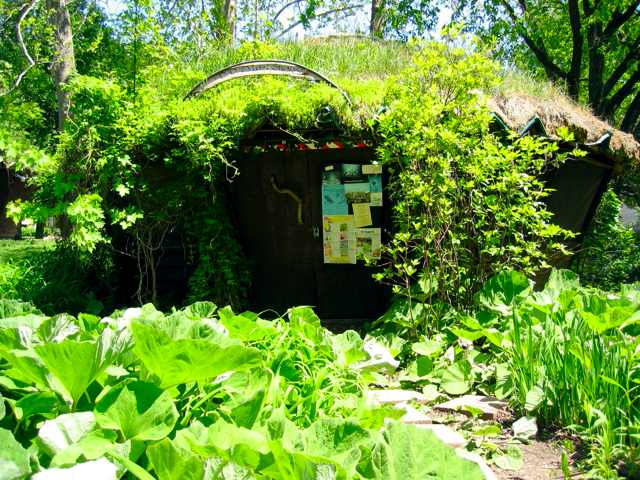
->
xmin=0 ymin=300 xmax=483 ymax=480
xmin=378 ymin=270 xmax=640 ymax=477
xmin=375 ymin=40 xmax=574 ymax=309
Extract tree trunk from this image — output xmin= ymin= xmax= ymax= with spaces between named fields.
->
xmin=47 ymin=0 xmax=76 ymax=131
xmin=621 ymin=89 xmax=640 ymax=133
xmin=587 ymin=23 xmax=605 ymax=111
xmin=370 ymin=0 xmax=385 ymax=38
xmin=223 ymin=0 xmax=236 ymax=40
xmin=566 ymin=0 xmax=583 ymax=101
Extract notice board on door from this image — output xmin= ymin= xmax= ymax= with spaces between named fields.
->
xmin=321 ymin=163 xmax=383 ymax=264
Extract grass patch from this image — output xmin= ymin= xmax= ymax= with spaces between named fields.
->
xmin=0 ymin=239 xmax=54 ymax=264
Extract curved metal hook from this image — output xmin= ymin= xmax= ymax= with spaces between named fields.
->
xmin=184 ymin=60 xmax=352 ymax=106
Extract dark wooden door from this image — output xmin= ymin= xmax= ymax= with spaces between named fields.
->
xmin=231 ymin=147 xmax=389 ymax=322
xmin=232 ymin=150 xmax=317 ymax=315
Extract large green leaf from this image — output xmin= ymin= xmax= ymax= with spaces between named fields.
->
xmin=37 ymin=412 xmax=97 ymax=456
xmin=95 ymin=380 xmax=178 ymax=441
xmin=0 ymin=299 xmax=42 ymax=319
xmin=543 ymin=269 xmax=580 ymax=297
xmin=0 ymin=326 xmax=36 ymax=352
xmin=36 ymin=315 xmax=79 ymax=343
xmin=131 ymin=321 xmax=261 ymax=388
xmin=0 ymin=427 xmax=31 ymax=480
xmin=219 ymin=369 xmax=272 ymax=429
xmin=477 ymin=271 xmax=531 ymax=315
xmin=1 ymin=349 xmax=50 ymax=391
xmin=218 ymin=307 xmax=278 ymax=342
xmin=330 ymin=330 xmax=368 ymax=367
xmin=34 ymin=328 xmax=131 ymax=404
xmin=367 ymin=422 xmax=484 ymax=479
xmin=14 ymin=391 xmax=64 ymax=422
xmin=288 ymin=307 xmax=326 ymax=346
xmin=0 ymin=314 xmax=48 ymax=331
xmin=147 ymin=438 xmax=205 ymax=480
xmin=441 ymin=360 xmax=473 ymax=395
xmin=50 ymin=430 xmax=124 ymax=467
xmin=298 ymin=418 xmax=373 ymax=478
xmin=182 ymin=302 xmax=217 ymax=320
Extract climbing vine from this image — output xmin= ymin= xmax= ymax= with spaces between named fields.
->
xmin=375 ymin=41 xmax=575 ymax=317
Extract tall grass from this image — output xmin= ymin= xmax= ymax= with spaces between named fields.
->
xmin=499 ymin=274 xmax=640 ymax=476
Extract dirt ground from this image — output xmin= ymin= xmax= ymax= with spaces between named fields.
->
xmin=491 ymin=439 xmax=564 ymax=480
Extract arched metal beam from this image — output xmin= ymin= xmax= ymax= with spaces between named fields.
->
xmin=184 ymin=60 xmax=352 ymax=106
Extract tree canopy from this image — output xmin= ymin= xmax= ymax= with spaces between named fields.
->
xmin=452 ymin=0 xmax=640 ymax=137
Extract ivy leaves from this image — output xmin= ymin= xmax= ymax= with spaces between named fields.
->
xmin=377 ymin=41 xmax=573 ymax=311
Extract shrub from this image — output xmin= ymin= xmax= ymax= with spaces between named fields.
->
xmin=375 ymin=40 xmax=573 ymax=321
xmin=572 ymin=189 xmax=640 ymax=290
xmin=0 ymin=242 xmax=116 ymax=315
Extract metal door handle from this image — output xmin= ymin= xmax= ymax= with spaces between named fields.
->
xmin=270 ymin=176 xmax=303 ymax=225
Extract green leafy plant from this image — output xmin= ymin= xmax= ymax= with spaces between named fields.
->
xmin=572 ymin=189 xmax=640 ymax=290
xmin=375 ymin=41 xmax=573 ymax=319
xmin=405 ymin=270 xmax=640 ymax=477
xmin=0 ymin=300 xmax=484 ymax=479
xmin=0 ymin=242 xmax=116 ymax=316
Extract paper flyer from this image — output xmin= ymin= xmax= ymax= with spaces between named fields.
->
xmin=368 ymin=174 xmax=382 ymax=193
xmin=323 ymin=215 xmax=356 ymax=264
xmin=362 ymin=164 xmax=383 ymax=175
xmin=370 ymin=192 xmax=383 ymax=207
xmin=321 ymin=184 xmax=348 ymax=215
xmin=322 ymin=167 xmax=342 ymax=185
xmin=352 ymin=203 xmax=372 ymax=227
xmin=344 ymin=182 xmax=371 ymax=204
xmin=355 ymin=228 xmax=382 ymax=260
xmin=341 ymin=164 xmax=366 ymax=183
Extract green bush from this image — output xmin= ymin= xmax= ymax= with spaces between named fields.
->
xmin=0 ymin=242 xmax=116 ymax=315
xmin=375 ymin=40 xmax=573 ymax=322
xmin=572 ymin=189 xmax=640 ymax=290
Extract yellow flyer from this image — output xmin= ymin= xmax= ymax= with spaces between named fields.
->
xmin=323 ymin=215 xmax=356 ymax=264
xmin=352 ymin=203 xmax=372 ymax=227
xmin=362 ymin=164 xmax=383 ymax=175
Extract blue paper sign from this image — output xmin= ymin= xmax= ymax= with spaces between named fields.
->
xmin=322 ymin=185 xmax=348 ymax=215
xmin=368 ymin=174 xmax=382 ymax=193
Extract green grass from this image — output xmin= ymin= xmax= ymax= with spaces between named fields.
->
xmin=0 ymin=239 xmax=54 ymax=264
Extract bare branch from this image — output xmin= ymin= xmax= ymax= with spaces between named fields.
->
xmin=601 ymin=66 xmax=640 ymax=119
xmin=621 ymin=88 xmax=640 ymax=132
xmin=1 ymin=0 xmax=40 ymax=97
xmin=602 ymin=0 xmax=640 ymax=39
xmin=275 ymin=4 xmax=366 ymax=39
xmin=272 ymin=0 xmax=304 ymax=24
xmin=498 ymin=0 xmax=567 ymax=81
xmin=600 ymin=32 xmax=640 ymax=102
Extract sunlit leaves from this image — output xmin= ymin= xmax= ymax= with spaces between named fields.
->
xmin=94 ymin=381 xmax=178 ymax=441
xmin=0 ymin=428 xmax=31 ymax=480
xmin=131 ymin=320 xmax=261 ymax=388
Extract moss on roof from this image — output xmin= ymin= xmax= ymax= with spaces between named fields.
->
xmin=138 ymin=38 xmax=639 ymax=163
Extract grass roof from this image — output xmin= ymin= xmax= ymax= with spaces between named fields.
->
xmin=137 ymin=38 xmax=639 ymax=163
